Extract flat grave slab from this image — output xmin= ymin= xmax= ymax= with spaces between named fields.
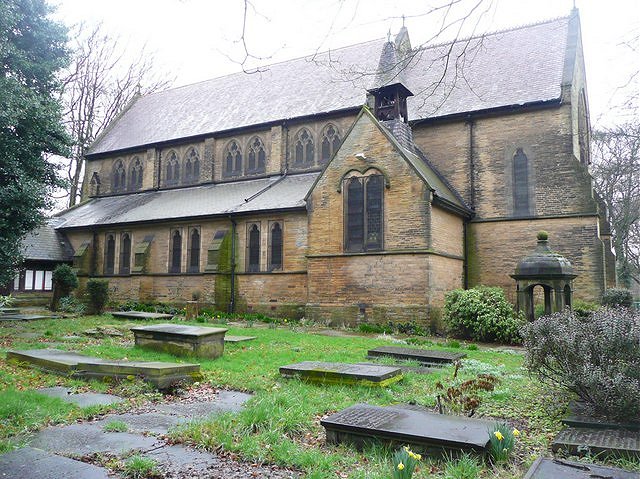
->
xmin=0 ymin=446 xmax=110 ymax=479
xmin=224 ymin=335 xmax=257 ymax=343
xmin=131 ymin=323 xmax=228 ymax=358
xmin=523 ymin=457 xmax=639 ymax=479
xmin=280 ymin=361 xmax=402 ymax=386
xmin=356 ymin=362 xmax=435 ymax=375
xmin=0 ymin=314 xmax=52 ymax=321
xmin=552 ymin=427 xmax=640 ymax=458
xmin=563 ymin=401 xmax=640 ymax=432
xmin=0 ymin=308 xmax=19 ymax=314
xmin=7 ymin=349 xmax=201 ymax=390
xmin=112 ymin=311 xmax=174 ymax=320
xmin=321 ymin=403 xmax=497 ymax=453
xmin=367 ymin=346 xmax=466 ymax=366
xmin=36 ymin=386 xmax=125 ymax=407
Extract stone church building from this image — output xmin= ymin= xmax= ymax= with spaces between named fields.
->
xmin=27 ymin=11 xmax=615 ymax=322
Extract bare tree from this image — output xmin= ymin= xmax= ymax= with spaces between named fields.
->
xmin=59 ymin=23 xmax=172 ymax=207
xmin=591 ymin=122 xmax=640 ymax=287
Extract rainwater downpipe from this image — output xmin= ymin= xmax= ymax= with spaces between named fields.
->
xmin=228 ymin=215 xmax=237 ymax=314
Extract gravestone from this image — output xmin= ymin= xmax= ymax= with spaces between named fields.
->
xmin=131 ymin=323 xmax=228 ymax=358
xmin=356 ymin=362 xmax=435 ymax=375
xmin=523 ymin=457 xmax=639 ymax=479
xmin=321 ymin=404 xmax=497 ymax=453
xmin=7 ymin=349 xmax=201 ymax=390
xmin=224 ymin=335 xmax=257 ymax=343
xmin=280 ymin=361 xmax=402 ymax=386
xmin=36 ymin=386 xmax=125 ymax=407
xmin=111 ymin=311 xmax=174 ymax=320
xmin=367 ymin=346 xmax=466 ymax=366
xmin=563 ymin=401 xmax=640 ymax=432
xmin=552 ymin=428 xmax=640 ymax=458
xmin=0 ymin=314 xmax=52 ymax=321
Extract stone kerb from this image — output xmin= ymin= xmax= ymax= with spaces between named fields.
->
xmin=131 ymin=323 xmax=228 ymax=358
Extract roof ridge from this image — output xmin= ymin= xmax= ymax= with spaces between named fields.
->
xmin=416 ymin=14 xmax=571 ymax=52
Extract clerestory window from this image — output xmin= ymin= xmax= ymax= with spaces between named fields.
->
xmin=224 ymin=141 xmax=242 ymax=177
xmin=320 ymin=124 xmax=341 ymax=164
xmin=129 ymin=157 xmax=143 ymax=191
xmin=344 ymin=173 xmax=384 ymax=252
xmin=247 ymin=136 xmax=266 ymax=174
xmin=112 ymin=160 xmax=126 ymax=193
xmin=165 ymin=151 xmax=180 ymax=186
xmin=294 ymin=128 xmax=314 ymax=166
xmin=184 ymin=148 xmax=200 ymax=184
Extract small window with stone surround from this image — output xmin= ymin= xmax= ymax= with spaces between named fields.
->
xmin=246 ymin=136 xmax=266 ymax=174
xmin=513 ymin=148 xmax=530 ymax=216
xmin=246 ymin=223 xmax=261 ymax=272
xmin=120 ymin=232 xmax=132 ymax=274
xmin=268 ymin=221 xmax=283 ymax=271
xmin=224 ymin=140 xmax=242 ymax=177
xmin=112 ymin=160 xmax=126 ymax=193
xmin=344 ymin=171 xmax=384 ymax=252
xmin=187 ymin=227 xmax=201 ymax=273
xmin=293 ymin=128 xmax=315 ymax=166
xmin=320 ymin=124 xmax=341 ymax=164
xmin=183 ymin=147 xmax=200 ymax=184
xmin=169 ymin=229 xmax=182 ymax=273
xmin=104 ymin=233 xmax=116 ymax=275
xmin=165 ymin=150 xmax=180 ymax=186
xmin=129 ymin=157 xmax=143 ymax=191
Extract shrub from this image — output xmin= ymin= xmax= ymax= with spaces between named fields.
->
xmin=86 ymin=279 xmax=109 ymax=314
xmin=58 ymin=296 xmax=86 ymax=315
xmin=572 ymin=299 xmax=599 ymax=317
xmin=602 ymin=288 xmax=633 ymax=308
xmin=521 ymin=308 xmax=640 ymax=420
xmin=443 ymin=286 xmax=524 ymax=343
xmin=0 ymin=295 xmax=14 ymax=308
xmin=51 ymin=264 xmax=79 ymax=311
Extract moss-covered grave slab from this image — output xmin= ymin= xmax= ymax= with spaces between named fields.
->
xmin=321 ymin=404 xmax=497 ymax=454
xmin=6 ymin=349 xmax=201 ymax=390
xmin=523 ymin=457 xmax=639 ymax=478
xmin=551 ymin=428 xmax=640 ymax=458
xmin=111 ymin=311 xmax=175 ymax=320
xmin=367 ymin=346 xmax=466 ymax=366
xmin=131 ymin=323 xmax=228 ymax=358
xmin=279 ymin=361 xmax=402 ymax=386
xmin=562 ymin=401 xmax=640 ymax=432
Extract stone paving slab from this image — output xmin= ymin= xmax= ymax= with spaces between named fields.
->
xmin=94 ymin=412 xmax=187 ymax=434
xmin=552 ymin=427 xmax=640 ymax=458
xmin=154 ymin=391 xmax=253 ymax=417
xmin=367 ymin=346 xmax=466 ymax=365
xmin=280 ymin=361 xmax=402 ymax=386
xmin=112 ymin=311 xmax=174 ymax=320
xmin=0 ymin=447 xmax=110 ymax=479
xmin=523 ymin=457 xmax=639 ymax=479
xmin=322 ymin=403 xmax=497 ymax=453
xmin=36 ymin=387 xmax=125 ymax=408
xmin=563 ymin=401 xmax=640 ymax=432
xmin=224 ymin=335 xmax=257 ymax=343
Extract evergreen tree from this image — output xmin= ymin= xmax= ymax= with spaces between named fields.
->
xmin=0 ymin=0 xmax=69 ymax=286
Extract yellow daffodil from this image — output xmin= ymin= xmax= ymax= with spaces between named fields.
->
xmin=494 ymin=431 xmax=504 ymax=441
xmin=397 ymin=462 xmax=405 ymax=471
xmin=415 ymin=453 xmax=422 ymax=461
xmin=512 ymin=428 xmax=520 ymax=437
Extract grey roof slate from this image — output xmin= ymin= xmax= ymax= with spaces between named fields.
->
xmin=21 ymin=218 xmax=73 ymax=261
xmin=55 ymin=173 xmax=317 ymax=229
xmin=89 ymin=17 xmax=570 ymax=155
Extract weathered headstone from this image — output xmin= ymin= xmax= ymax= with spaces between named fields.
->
xmin=111 ymin=311 xmax=174 ymax=320
xmin=280 ymin=361 xmax=402 ymax=386
xmin=36 ymin=386 xmax=125 ymax=407
xmin=131 ymin=323 xmax=228 ymax=358
xmin=552 ymin=428 xmax=640 ymax=458
xmin=321 ymin=404 xmax=497 ymax=453
xmin=523 ymin=457 xmax=639 ymax=479
xmin=367 ymin=346 xmax=466 ymax=366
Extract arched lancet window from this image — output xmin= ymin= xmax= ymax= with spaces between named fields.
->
xmin=129 ymin=157 xmax=143 ymax=191
xmin=513 ymin=148 xmax=530 ymax=216
xmin=320 ymin=124 xmax=341 ymax=164
xmin=247 ymin=136 xmax=266 ymax=174
xmin=104 ymin=234 xmax=116 ymax=275
xmin=165 ymin=151 xmax=180 ymax=186
xmin=112 ymin=160 xmax=126 ymax=193
xmin=344 ymin=173 xmax=384 ymax=252
xmin=269 ymin=222 xmax=283 ymax=271
xmin=188 ymin=228 xmax=200 ymax=273
xmin=183 ymin=148 xmax=200 ymax=184
xmin=246 ymin=223 xmax=260 ymax=272
xmin=294 ymin=128 xmax=314 ymax=166
xmin=169 ymin=229 xmax=182 ymax=273
xmin=224 ymin=141 xmax=242 ymax=177
xmin=120 ymin=233 xmax=131 ymax=274
xmin=89 ymin=172 xmax=101 ymax=196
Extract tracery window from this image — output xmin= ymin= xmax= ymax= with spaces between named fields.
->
xmin=344 ymin=173 xmax=384 ymax=252
xmin=184 ymin=148 xmax=200 ymax=184
xmin=112 ymin=160 xmax=126 ymax=193
xmin=246 ymin=223 xmax=260 ymax=272
xmin=224 ymin=141 xmax=242 ymax=177
xmin=89 ymin=172 xmax=101 ymax=196
xmin=165 ymin=151 xmax=180 ymax=186
xmin=169 ymin=229 xmax=182 ymax=273
xmin=104 ymin=234 xmax=116 ymax=275
xmin=269 ymin=222 xmax=283 ymax=271
xmin=294 ymin=128 xmax=314 ymax=166
xmin=188 ymin=228 xmax=200 ymax=273
xmin=246 ymin=136 xmax=266 ymax=174
xmin=513 ymin=148 xmax=530 ymax=216
xmin=120 ymin=233 xmax=131 ymax=274
xmin=320 ymin=124 xmax=341 ymax=164
xmin=129 ymin=157 xmax=143 ymax=191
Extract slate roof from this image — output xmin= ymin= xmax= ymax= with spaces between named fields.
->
xmin=88 ymin=17 xmax=571 ymax=156
xmin=21 ymin=219 xmax=73 ymax=261
xmin=55 ymin=173 xmax=317 ymax=229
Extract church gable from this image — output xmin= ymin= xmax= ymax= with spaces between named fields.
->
xmin=307 ymin=108 xmax=433 ymax=256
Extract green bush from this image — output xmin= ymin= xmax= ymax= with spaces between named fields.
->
xmin=522 ymin=307 xmax=640 ymax=420
xmin=572 ymin=299 xmax=599 ymax=317
xmin=602 ymin=288 xmax=633 ymax=308
xmin=58 ymin=296 xmax=85 ymax=315
xmin=52 ymin=264 xmax=78 ymax=296
xmin=86 ymin=279 xmax=109 ymax=314
xmin=443 ymin=286 xmax=524 ymax=344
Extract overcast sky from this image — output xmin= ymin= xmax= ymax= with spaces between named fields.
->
xmin=50 ymin=0 xmax=639 ymax=127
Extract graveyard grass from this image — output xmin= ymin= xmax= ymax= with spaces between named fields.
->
xmin=1 ymin=315 xmax=639 ymax=478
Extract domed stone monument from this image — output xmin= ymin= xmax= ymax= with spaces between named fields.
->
xmin=511 ymin=231 xmax=577 ymax=321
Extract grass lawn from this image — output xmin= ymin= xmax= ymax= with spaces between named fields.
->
xmin=0 ymin=314 xmax=638 ymax=478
